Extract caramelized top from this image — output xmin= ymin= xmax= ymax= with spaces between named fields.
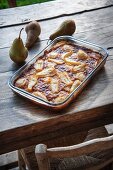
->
xmin=15 ymin=40 xmax=102 ymax=104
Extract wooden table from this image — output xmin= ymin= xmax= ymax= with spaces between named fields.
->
xmin=0 ymin=0 xmax=113 ymax=155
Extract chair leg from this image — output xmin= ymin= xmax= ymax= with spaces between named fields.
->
xmin=20 ymin=147 xmax=39 ymax=170
xmin=18 ymin=150 xmax=26 ymax=170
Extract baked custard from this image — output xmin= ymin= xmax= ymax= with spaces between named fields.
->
xmin=15 ymin=40 xmax=102 ymax=104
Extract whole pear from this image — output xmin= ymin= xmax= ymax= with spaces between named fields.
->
xmin=9 ymin=28 xmax=28 ymax=64
xmin=49 ymin=20 xmax=76 ymax=40
xmin=25 ymin=21 xmax=41 ymax=49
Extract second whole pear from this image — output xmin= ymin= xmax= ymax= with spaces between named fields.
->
xmin=49 ymin=20 xmax=76 ymax=40
xmin=25 ymin=21 xmax=41 ymax=49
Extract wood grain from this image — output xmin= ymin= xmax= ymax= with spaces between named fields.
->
xmin=0 ymin=0 xmax=113 ymax=28
xmin=46 ymin=135 xmax=113 ymax=158
xmin=1 ymin=6 xmax=113 ymax=49
xmin=0 ymin=151 xmax=17 ymax=166
xmin=0 ymin=103 xmax=113 ymax=155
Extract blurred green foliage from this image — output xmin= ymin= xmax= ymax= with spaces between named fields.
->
xmin=0 ymin=0 xmax=54 ymax=9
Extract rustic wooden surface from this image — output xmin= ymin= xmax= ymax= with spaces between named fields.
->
xmin=0 ymin=0 xmax=113 ymax=155
xmin=0 ymin=151 xmax=18 ymax=169
xmin=1 ymin=0 xmax=113 ymax=28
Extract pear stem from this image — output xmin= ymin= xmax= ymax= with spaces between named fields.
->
xmin=19 ymin=28 xmax=24 ymax=39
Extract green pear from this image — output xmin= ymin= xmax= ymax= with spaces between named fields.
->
xmin=49 ymin=20 xmax=76 ymax=40
xmin=9 ymin=28 xmax=28 ymax=64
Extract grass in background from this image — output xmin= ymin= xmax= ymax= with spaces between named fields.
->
xmin=0 ymin=0 xmax=54 ymax=9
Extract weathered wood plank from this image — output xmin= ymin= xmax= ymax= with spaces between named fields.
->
xmin=0 ymin=0 xmax=113 ymax=27
xmin=0 ymin=103 xmax=113 ymax=154
xmin=0 ymin=151 xmax=17 ymax=166
xmin=1 ymin=6 xmax=113 ymax=49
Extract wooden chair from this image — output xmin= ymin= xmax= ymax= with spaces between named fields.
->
xmin=18 ymin=127 xmax=113 ymax=170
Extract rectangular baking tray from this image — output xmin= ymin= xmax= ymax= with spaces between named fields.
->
xmin=8 ymin=36 xmax=108 ymax=110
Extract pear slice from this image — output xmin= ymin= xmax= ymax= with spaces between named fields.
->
xmin=75 ymin=72 xmax=85 ymax=81
xmin=48 ymin=58 xmax=64 ymax=64
xmin=15 ymin=77 xmax=26 ymax=88
xmin=72 ymin=63 xmax=86 ymax=72
xmin=64 ymin=86 xmax=70 ymax=92
xmin=36 ymin=67 xmax=56 ymax=77
xmin=70 ymin=80 xmax=81 ymax=92
xmin=43 ymin=77 xmax=51 ymax=83
xmin=53 ymin=41 xmax=66 ymax=49
xmin=64 ymin=57 xmax=82 ymax=65
xmin=54 ymin=92 xmax=68 ymax=103
xmin=62 ymin=45 xmax=74 ymax=51
xmin=50 ymin=78 xmax=59 ymax=93
xmin=48 ymin=51 xmax=58 ymax=59
xmin=61 ymin=51 xmax=73 ymax=60
xmin=27 ymin=76 xmax=37 ymax=91
xmin=34 ymin=59 xmax=43 ymax=71
xmin=76 ymin=50 xmax=88 ymax=60
xmin=58 ymin=72 xmax=72 ymax=86
xmin=47 ymin=62 xmax=56 ymax=68
xmin=32 ymin=91 xmax=47 ymax=100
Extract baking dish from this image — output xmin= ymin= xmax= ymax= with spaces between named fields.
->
xmin=8 ymin=36 xmax=108 ymax=110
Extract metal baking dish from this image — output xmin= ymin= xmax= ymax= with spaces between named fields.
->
xmin=8 ymin=36 xmax=108 ymax=110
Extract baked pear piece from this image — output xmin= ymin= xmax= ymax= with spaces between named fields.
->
xmin=64 ymin=58 xmax=82 ymax=65
xmin=72 ymin=63 xmax=86 ymax=72
xmin=34 ymin=59 xmax=43 ymax=71
xmin=48 ymin=58 xmax=64 ymax=64
xmin=48 ymin=51 xmax=58 ymax=59
xmin=54 ymin=91 xmax=68 ymax=103
xmin=36 ymin=67 xmax=56 ymax=77
xmin=70 ymin=80 xmax=81 ymax=92
xmin=58 ymin=71 xmax=73 ymax=86
xmin=15 ymin=77 xmax=26 ymax=88
xmin=32 ymin=91 xmax=47 ymax=101
xmin=50 ymin=78 xmax=59 ymax=93
xmin=52 ymin=41 xmax=66 ymax=49
xmin=76 ymin=50 xmax=88 ymax=60
xmin=61 ymin=51 xmax=73 ymax=60
xmin=75 ymin=72 xmax=86 ymax=81
xmin=27 ymin=75 xmax=37 ymax=92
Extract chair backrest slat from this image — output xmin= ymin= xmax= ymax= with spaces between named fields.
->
xmin=47 ymin=135 xmax=113 ymax=158
xmin=35 ymin=135 xmax=113 ymax=170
